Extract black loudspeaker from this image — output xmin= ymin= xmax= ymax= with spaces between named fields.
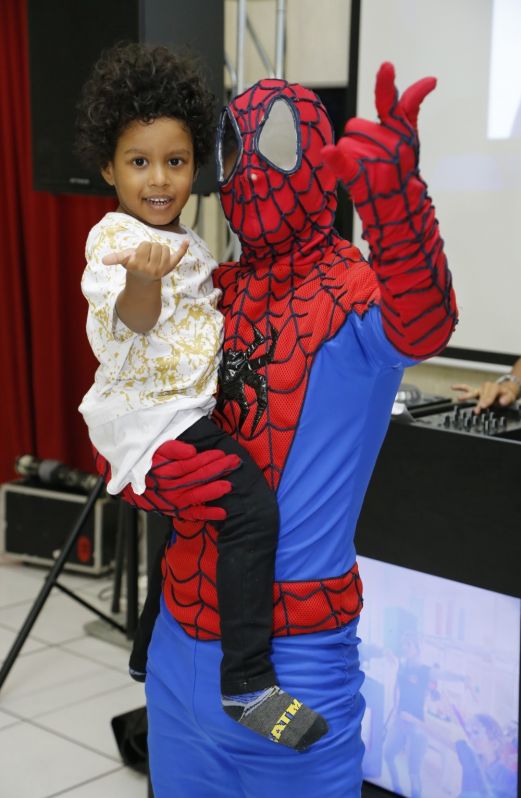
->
xmin=27 ymin=0 xmax=224 ymax=196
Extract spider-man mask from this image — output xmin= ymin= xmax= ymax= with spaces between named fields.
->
xmin=217 ymin=79 xmax=337 ymax=256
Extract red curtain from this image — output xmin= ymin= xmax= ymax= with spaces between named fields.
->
xmin=0 ymin=0 xmax=116 ymax=482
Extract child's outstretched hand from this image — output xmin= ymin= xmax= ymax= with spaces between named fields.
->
xmin=105 ymin=240 xmax=190 ymax=333
xmin=102 ymin=240 xmax=189 ymax=282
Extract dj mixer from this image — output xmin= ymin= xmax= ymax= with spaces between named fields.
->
xmin=392 ymin=385 xmax=521 ymax=441
xmin=410 ymin=400 xmax=521 ymax=440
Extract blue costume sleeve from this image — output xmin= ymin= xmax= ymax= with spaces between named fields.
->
xmin=275 ymin=305 xmax=414 ymax=582
xmin=349 ymin=305 xmax=420 ymax=371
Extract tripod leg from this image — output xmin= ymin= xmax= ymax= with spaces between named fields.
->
xmin=111 ymin=499 xmax=127 ymax=615
xmin=125 ymin=503 xmax=139 ymax=640
xmin=54 ymin=582 xmax=127 ymax=634
xmin=0 ymin=475 xmax=105 ymax=691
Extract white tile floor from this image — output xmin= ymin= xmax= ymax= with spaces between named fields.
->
xmin=0 ymin=554 xmax=148 ymax=798
xmin=0 ymin=556 xmax=387 ymax=798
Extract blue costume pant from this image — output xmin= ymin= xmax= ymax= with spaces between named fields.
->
xmin=146 ymin=599 xmax=365 ymax=797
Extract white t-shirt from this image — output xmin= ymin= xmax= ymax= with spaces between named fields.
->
xmin=79 ymin=212 xmax=223 ymax=494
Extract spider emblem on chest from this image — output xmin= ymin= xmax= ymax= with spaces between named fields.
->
xmin=217 ymin=322 xmax=279 ymax=433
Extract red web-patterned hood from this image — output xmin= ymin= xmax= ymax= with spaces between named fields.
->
xmin=217 ymin=79 xmax=338 ymax=264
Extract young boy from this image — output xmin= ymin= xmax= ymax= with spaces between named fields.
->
xmin=75 ymin=42 xmax=327 ymax=752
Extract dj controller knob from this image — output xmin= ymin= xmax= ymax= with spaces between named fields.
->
xmin=408 ymin=396 xmax=521 ymax=439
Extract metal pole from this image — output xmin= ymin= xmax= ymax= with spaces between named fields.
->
xmin=233 ymin=0 xmax=247 ymax=262
xmin=236 ymin=0 xmax=247 ymax=96
xmin=224 ymin=54 xmax=238 ymax=90
xmin=275 ymin=0 xmax=286 ymax=79
xmin=125 ymin=503 xmax=139 ymax=640
xmin=111 ymin=499 xmax=126 ymax=614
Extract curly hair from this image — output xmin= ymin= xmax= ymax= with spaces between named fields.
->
xmin=75 ymin=42 xmax=216 ymax=171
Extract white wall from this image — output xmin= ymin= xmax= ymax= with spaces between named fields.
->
xmin=356 ymin=0 xmax=521 ymax=359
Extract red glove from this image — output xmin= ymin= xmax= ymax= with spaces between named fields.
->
xmin=322 ymin=62 xmax=457 ymax=359
xmin=94 ymin=440 xmax=241 ymax=522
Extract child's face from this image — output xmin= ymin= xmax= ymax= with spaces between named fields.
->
xmin=102 ymin=117 xmax=195 ymax=232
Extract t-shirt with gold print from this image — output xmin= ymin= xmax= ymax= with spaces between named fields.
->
xmin=79 ymin=212 xmax=223 ymax=494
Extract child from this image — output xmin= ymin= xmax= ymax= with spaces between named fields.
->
xmin=75 ymin=42 xmax=327 ymax=752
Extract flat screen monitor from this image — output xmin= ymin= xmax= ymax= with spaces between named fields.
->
xmin=358 ymin=556 xmax=519 ymax=798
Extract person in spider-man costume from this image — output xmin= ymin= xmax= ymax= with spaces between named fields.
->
xmin=113 ymin=64 xmax=457 ymax=797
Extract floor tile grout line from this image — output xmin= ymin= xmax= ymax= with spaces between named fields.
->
xmin=0 ymin=660 xmax=114 ymax=703
xmin=0 ymin=678 xmax=142 ymax=724
xmin=0 ymin=604 xmax=127 ymax=646
xmin=0 ymin=595 xmax=117 ymax=622
xmin=0 ymin=705 xmax=25 ymax=720
xmin=56 ymin=653 xmax=130 ymax=675
xmin=32 ymin=681 xmax=145 ymax=721
xmin=0 ymin=627 xmax=59 ymax=652
xmin=0 ymin=597 xmax=55 ymax=613
xmin=0 ymin=718 xmax=21 ymax=731
xmin=50 ymin=635 xmax=132 ymax=670
xmin=23 ymin=715 xmax=124 ymax=763
xmin=42 ymin=765 xmax=128 ymax=798
xmin=0 ymin=561 xmax=107 ymax=585
xmin=0 ymin=564 xmax=116 ymax=608
xmin=54 ymin=639 xmax=132 ymax=675
xmin=0 ymin=563 xmax=101 ymax=590
xmin=0 ymin=642 xmax=49 ymax=663
xmin=2 ymin=633 xmax=127 ymax=670
xmin=0 ymin=564 xmax=115 ymax=589
xmin=0 ymin=642 xmax=135 ymax=710
xmin=1 ymin=632 xmax=125 ymax=652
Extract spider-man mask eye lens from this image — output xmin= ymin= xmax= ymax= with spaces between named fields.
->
xmin=257 ymin=97 xmax=300 ymax=172
xmin=218 ymin=110 xmax=241 ymax=183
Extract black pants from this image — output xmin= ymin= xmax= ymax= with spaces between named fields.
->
xmin=130 ymin=416 xmax=279 ymax=695
xmin=177 ymin=417 xmax=279 ymax=695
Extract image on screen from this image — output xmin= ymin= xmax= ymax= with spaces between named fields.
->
xmin=358 ymin=556 xmax=519 ymax=798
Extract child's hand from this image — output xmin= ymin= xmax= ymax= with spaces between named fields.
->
xmin=102 ymin=240 xmax=189 ymax=283
xmin=106 ymin=240 xmax=190 ymax=333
